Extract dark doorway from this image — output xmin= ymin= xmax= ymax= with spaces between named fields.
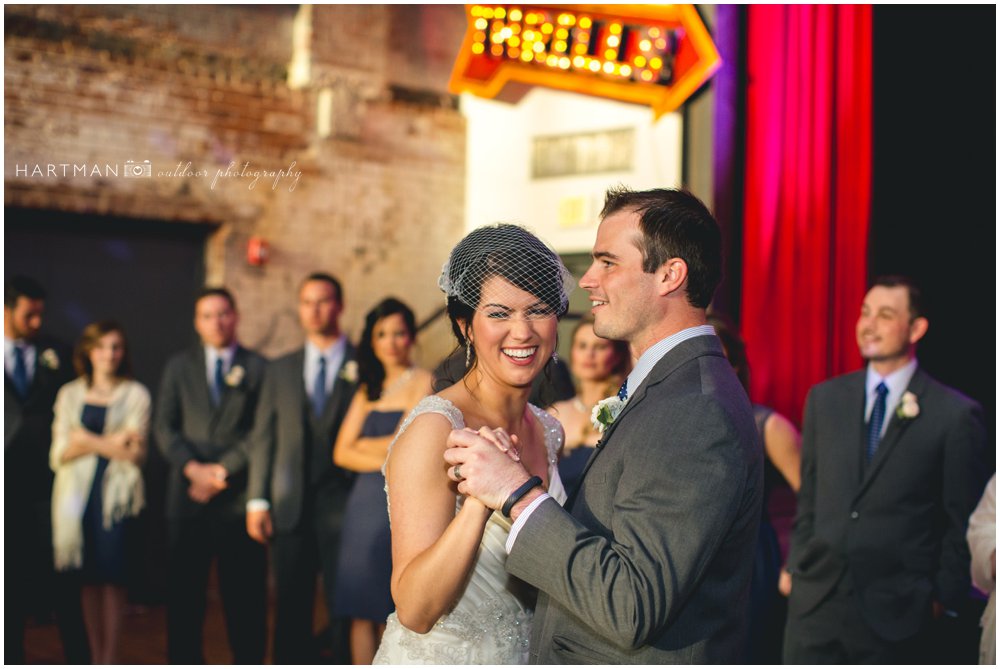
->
xmin=5 ymin=209 xmax=211 ymax=386
xmin=5 ymin=207 xmax=214 ymax=602
xmin=871 ymin=7 xmax=994 ymax=444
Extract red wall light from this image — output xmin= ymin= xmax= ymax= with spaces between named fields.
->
xmin=247 ymin=236 xmax=270 ymax=266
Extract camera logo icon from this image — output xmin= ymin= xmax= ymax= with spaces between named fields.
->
xmin=124 ymin=159 xmax=152 ymax=178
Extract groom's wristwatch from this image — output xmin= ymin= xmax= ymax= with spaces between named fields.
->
xmin=501 ymin=476 xmax=543 ymax=518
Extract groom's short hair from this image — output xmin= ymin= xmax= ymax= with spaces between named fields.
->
xmin=869 ymin=274 xmax=925 ymax=321
xmin=600 ymin=187 xmax=722 ymax=309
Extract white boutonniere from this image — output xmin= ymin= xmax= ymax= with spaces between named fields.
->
xmin=896 ymin=391 xmax=919 ymax=420
xmin=591 ymin=395 xmax=627 ymax=433
xmin=224 ymin=364 xmax=245 ymax=387
xmin=40 ymin=348 xmax=60 ymax=370
xmin=339 ymin=360 xmax=359 ymax=383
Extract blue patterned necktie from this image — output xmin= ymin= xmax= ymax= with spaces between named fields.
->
xmin=211 ymin=358 xmax=225 ymax=406
xmin=617 ymin=379 xmax=628 ymax=401
xmin=312 ymin=356 xmax=327 ymax=417
xmin=866 ymin=382 xmax=889 ymax=462
xmin=12 ymin=344 xmax=29 ymax=398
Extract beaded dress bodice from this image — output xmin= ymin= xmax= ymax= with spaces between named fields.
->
xmin=373 ymin=395 xmax=566 ymax=664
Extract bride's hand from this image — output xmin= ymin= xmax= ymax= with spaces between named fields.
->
xmin=445 ymin=429 xmax=532 ymax=510
xmin=457 ymin=491 xmax=493 ymax=521
xmin=468 ymin=426 xmax=521 ymax=462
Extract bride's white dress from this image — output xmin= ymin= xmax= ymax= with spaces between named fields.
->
xmin=373 ymin=396 xmax=567 ymax=664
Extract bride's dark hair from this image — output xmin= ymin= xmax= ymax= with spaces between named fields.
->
xmin=441 ymin=224 xmax=571 ymax=373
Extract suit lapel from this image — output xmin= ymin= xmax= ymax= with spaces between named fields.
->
xmin=23 ymin=350 xmax=54 ymax=405
xmin=318 ymin=345 xmax=356 ymax=426
xmin=212 ymin=346 xmax=247 ymax=423
xmin=844 ymin=374 xmax=867 ymax=490
xmin=566 ymin=373 xmax=647 ymax=503
xmin=4 ymin=372 xmax=21 ymax=401
xmin=291 ymin=349 xmax=311 ymax=421
xmin=856 ymin=369 xmax=928 ymax=499
xmin=566 ymin=335 xmax=722 ymax=508
xmin=9 ymin=339 xmax=69 ymax=406
xmin=186 ymin=346 xmax=216 ymax=419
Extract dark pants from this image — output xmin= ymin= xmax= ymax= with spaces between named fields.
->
xmin=166 ymin=512 xmax=267 ymax=664
xmin=746 ymin=517 xmax=784 ymax=663
xmin=784 ymin=577 xmax=930 ymax=664
xmin=6 ymin=498 xmax=90 ymax=664
xmin=271 ymin=490 xmax=349 ymax=664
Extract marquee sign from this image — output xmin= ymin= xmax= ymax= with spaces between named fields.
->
xmin=449 ymin=4 xmax=721 ymax=117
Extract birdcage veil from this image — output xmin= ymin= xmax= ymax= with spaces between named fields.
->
xmin=438 ymin=223 xmax=573 ymax=317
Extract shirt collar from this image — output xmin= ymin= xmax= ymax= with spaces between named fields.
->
xmin=865 ymin=357 xmax=918 ymax=398
xmin=204 ymin=342 xmax=238 ymax=369
xmin=4 ymin=336 xmax=33 ymax=354
xmin=623 ymin=324 xmax=716 ymax=399
xmin=306 ymin=336 xmax=346 ymax=364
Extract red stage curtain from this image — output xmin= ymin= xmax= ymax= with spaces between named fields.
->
xmin=740 ymin=5 xmax=872 ymax=426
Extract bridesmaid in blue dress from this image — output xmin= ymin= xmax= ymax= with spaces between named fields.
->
xmin=547 ymin=315 xmax=630 ymax=493
xmin=49 ymin=321 xmax=150 ymax=664
xmin=332 ymin=298 xmax=433 ymax=664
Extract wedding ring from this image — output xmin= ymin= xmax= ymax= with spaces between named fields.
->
xmin=453 ymin=465 xmax=463 ymax=480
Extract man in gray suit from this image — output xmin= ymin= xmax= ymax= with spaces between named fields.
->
xmin=155 ymin=287 xmax=267 ymax=663
xmin=446 ymin=187 xmax=762 ymax=663
xmin=784 ymin=276 xmax=989 ymax=663
xmin=247 ymin=272 xmax=357 ymax=663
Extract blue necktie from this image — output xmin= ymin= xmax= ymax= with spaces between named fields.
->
xmin=211 ymin=358 xmax=225 ymax=406
xmin=617 ymin=379 xmax=628 ymax=401
xmin=866 ymin=382 xmax=889 ymax=462
xmin=312 ymin=357 xmax=327 ymax=417
xmin=12 ymin=345 xmax=29 ymax=398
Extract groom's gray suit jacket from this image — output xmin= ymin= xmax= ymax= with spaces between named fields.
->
xmin=507 ymin=334 xmax=763 ymax=663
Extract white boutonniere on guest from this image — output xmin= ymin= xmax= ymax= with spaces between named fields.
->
xmin=591 ymin=396 xmax=627 ymax=434
xmin=896 ymin=391 xmax=919 ymax=420
xmin=224 ymin=364 xmax=245 ymax=388
xmin=40 ymin=348 xmax=60 ymax=370
xmin=339 ymin=360 xmax=359 ymax=384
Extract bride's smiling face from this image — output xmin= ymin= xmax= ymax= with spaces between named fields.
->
xmin=467 ymin=275 xmax=558 ymax=389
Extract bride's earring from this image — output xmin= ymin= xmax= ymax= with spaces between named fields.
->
xmin=465 ymin=343 xmax=472 ymax=368
xmin=551 ymin=351 xmax=559 ymax=364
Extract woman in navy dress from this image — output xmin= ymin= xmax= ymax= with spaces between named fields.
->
xmin=332 ymin=298 xmax=433 ymax=664
xmin=50 ymin=321 xmax=150 ymax=664
xmin=708 ymin=314 xmax=801 ymax=664
xmin=547 ymin=315 xmax=630 ymax=493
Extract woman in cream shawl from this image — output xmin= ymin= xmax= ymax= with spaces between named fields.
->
xmin=50 ymin=320 xmax=149 ymax=664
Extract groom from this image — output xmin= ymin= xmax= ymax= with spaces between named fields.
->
xmin=446 ymin=187 xmax=762 ymax=663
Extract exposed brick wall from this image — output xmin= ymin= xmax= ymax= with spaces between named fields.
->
xmin=4 ymin=4 xmax=466 ymax=365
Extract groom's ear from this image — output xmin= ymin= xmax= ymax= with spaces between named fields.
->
xmin=655 ymin=257 xmax=688 ymax=297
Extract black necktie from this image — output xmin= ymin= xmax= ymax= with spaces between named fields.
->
xmin=12 ymin=345 xmax=29 ymax=398
xmin=211 ymin=358 xmax=225 ymax=406
xmin=866 ymin=382 xmax=888 ymax=462
xmin=312 ymin=357 xmax=327 ymax=417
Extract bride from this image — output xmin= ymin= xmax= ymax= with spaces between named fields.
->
xmin=373 ymin=224 xmax=571 ymax=664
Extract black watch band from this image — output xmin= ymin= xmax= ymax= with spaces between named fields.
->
xmin=501 ymin=476 xmax=543 ymax=518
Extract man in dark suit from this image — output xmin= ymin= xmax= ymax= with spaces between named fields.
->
xmin=4 ymin=275 xmax=89 ymax=663
xmin=446 ymin=188 xmax=762 ymax=663
xmin=784 ymin=275 xmax=990 ymax=663
xmin=155 ymin=287 xmax=268 ymax=663
xmin=247 ymin=272 xmax=357 ymax=663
